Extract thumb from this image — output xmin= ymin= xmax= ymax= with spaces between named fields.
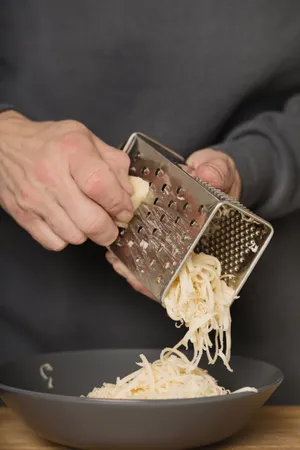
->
xmin=194 ymin=157 xmax=233 ymax=193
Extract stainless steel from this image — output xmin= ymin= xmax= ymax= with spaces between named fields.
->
xmin=109 ymin=133 xmax=273 ymax=303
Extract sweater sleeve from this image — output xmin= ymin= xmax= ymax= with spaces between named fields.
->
xmin=213 ymin=94 xmax=300 ymax=220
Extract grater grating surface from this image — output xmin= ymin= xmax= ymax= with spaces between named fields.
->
xmin=109 ymin=133 xmax=273 ymax=303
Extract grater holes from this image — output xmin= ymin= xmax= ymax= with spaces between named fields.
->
xmin=190 ymin=219 xmax=198 ymax=227
xmin=176 ymin=186 xmax=185 ymax=194
xmin=155 ymin=168 xmax=164 ymax=177
xmin=198 ymin=204 xmax=204 ymax=213
xmin=152 ymin=228 xmax=158 ymax=235
xmin=141 ymin=167 xmax=150 ymax=175
xmin=175 ymin=216 xmax=180 ymax=224
xmin=160 ymin=214 xmax=166 ymax=222
xmin=161 ymin=183 xmax=170 ymax=193
xmin=154 ymin=198 xmax=159 ymax=205
xmin=137 ymin=226 xmax=143 ymax=233
xmin=147 ymin=211 xmax=151 ymax=218
xmin=183 ymin=202 xmax=191 ymax=211
xmin=133 ymin=151 xmax=141 ymax=161
xmin=176 ymin=186 xmax=186 ymax=200
xmin=168 ymin=200 xmax=177 ymax=209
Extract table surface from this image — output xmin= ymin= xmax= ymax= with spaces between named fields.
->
xmin=0 ymin=406 xmax=300 ymax=449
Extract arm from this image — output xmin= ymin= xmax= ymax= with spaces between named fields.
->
xmin=212 ymin=94 xmax=300 ymax=220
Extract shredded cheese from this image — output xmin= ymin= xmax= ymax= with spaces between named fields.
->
xmin=87 ymin=253 xmax=257 ymax=400
xmin=87 ymin=352 xmax=229 ymax=399
xmin=162 ymin=252 xmax=234 ymax=371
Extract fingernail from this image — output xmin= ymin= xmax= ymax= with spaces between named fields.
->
xmin=116 ymin=210 xmax=133 ymax=224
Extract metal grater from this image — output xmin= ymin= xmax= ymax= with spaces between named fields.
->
xmin=109 ymin=133 xmax=273 ymax=303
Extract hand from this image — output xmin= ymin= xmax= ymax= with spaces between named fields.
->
xmin=106 ymin=251 xmax=155 ymax=300
xmin=0 ymin=111 xmax=134 ymax=250
xmin=106 ymin=147 xmax=242 ymax=299
xmin=186 ymin=148 xmax=241 ymax=200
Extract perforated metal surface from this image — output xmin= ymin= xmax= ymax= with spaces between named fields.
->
xmin=109 ymin=133 xmax=273 ymax=302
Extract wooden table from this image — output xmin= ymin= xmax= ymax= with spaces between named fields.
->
xmin=0 ymin=406 xmax=300 ymax=449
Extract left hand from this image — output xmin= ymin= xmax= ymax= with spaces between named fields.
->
xmin=106 ymin=148 xmax=241 ymax=298
xmin=186 ymin=148 xmax=241 ymax=200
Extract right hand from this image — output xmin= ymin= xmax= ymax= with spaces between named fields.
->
xmin=0 ymin=111 xmax=134 ymax=250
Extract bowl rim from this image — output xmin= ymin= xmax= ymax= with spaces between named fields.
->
xmin=0 ymin=350 xmax=284 ymax=407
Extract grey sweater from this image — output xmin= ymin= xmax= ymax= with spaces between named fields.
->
xmin=1 ymin=0 xmax=300 ymax=403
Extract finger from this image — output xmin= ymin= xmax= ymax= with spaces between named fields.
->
xmin=42 ymin=201 xmax=87 ymax=246
xmin=187 ymin=149 xmax=220 ymax=168
xmin=1 ymin=191 xmax=66 ymax=251
xmin=56 ymin=178 xmax=119 ymax=246
xmin=229 ymin=170 xmax=242 ymax=200
xmin=92 ymin=137 xmax=133 ymax=196
xmin=194 ymin=157 xmax=234 ymax=193
xmin=106 ymin=252 xmax=155 ymax=300
xmin=70 ymin=150 xmax=134 ymax=224
xmin=25 ymin=218 xmax=68 ymax=251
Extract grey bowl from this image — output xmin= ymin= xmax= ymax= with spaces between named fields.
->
xmin=0 ymin=349 xmax=283 ymax=449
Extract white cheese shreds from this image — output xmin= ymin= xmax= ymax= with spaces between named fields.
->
xmin=162 ymin=252 xmax=234 ymax=371
xmin=87 ymin=352 xmax=229 ymax=400
xmin=87 ymin=253 xmax=257 ymax=400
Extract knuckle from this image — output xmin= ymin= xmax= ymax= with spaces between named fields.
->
xmin=57 ymin=131 xmax=89 ymax=156
xmin=118 ymin=151 xmax=131 ymax=169
xmin=18 ymin=182 xmax=32 ymax=202
xmin=105 ymin=194 xmax=125 ymax=215
xmin=68 ymin=231 xmax=86 ymax=245
xmin=104 ymin=147 xmax=131 ymax=170
xmin=34 ymin=159 xmax=56 ymax=186
xmin=7 ymin=201 xmax=24 ymax=221
xmin=84 ymin=168 xmax=105 ymax=197
xmin=81 ymin=213 xmax=111 ymax=236
xmin=60 ymin=120 xmax=88 ymax=133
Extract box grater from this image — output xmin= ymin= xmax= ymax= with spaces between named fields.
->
xmin=109 ymin=133 xmax=273 ymax=303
